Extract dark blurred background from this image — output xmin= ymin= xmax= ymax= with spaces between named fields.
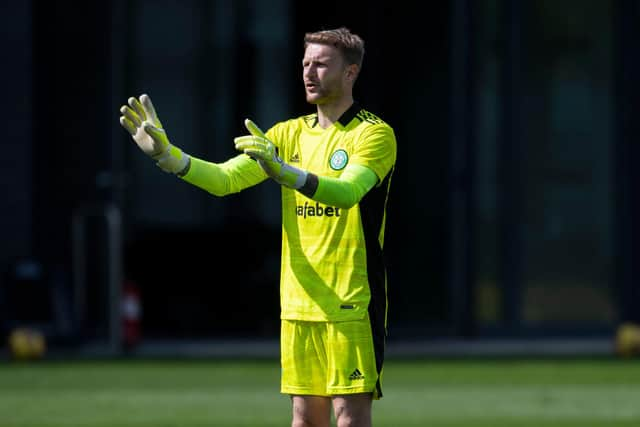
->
xmin=1 ymin=0 xmax=639 ymax=356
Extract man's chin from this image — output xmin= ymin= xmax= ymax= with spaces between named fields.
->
xmin=305 ymin=92 xmax=325 ymax=104
xmin=307 ymin=97 xmax=330 ymax=106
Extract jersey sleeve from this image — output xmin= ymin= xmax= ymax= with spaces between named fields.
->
xmin=350 ymin=124 xmax=397 ymax=184
xmin=265 ymin=121 xmax=289 ymax=153
xmin=181 ymin=154 xmax=267 ymax=196
xmin=312 ymin=163 xmax=379 ymax=209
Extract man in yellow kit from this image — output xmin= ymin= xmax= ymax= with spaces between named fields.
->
xmin=120 ymin=27 xmax=396 ymax=427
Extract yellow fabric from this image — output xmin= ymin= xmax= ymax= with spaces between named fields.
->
xmin=313 ymin=163 xmax=378 ymax=209
xmin=280 ymin=317 xmax=382 ymax=399
xmin=180 ymin=154 xmax=267 ymax=196
xmin=266 ymin=109 xmax=396 ymax=321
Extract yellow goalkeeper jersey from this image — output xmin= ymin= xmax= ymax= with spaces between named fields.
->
xmin=265 ymin=103 xmax=397 ymax=322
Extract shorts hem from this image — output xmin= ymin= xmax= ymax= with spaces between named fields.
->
xmin=281 ymin=386 xmax=379 ymax=398
xmin=327 ymin=385 xmax=378 ymax=396
xmin=281 ymin=386 xmax=330 ymax=397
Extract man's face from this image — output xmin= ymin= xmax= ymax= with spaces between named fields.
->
xmin=302 ymin=43 xmax=352 ymax=105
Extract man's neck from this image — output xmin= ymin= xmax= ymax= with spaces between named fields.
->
xmin=316 ymin=96 xmax=354 ymax=129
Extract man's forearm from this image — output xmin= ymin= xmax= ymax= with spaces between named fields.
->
xmin=181 ymin=154 xmax=267 ymax=196
xmin=301 ymin=164 xmax=378 ymax=209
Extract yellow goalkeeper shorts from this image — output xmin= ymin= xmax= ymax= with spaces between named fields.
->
xmin=280 ymin=314 xmax=383 ymax=399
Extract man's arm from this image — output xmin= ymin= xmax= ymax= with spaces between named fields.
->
xmin=234 ymin=119 xmax=379 ymax=208
xmin=119 ymin=94 xmax=266 ymax=196
xmin=181 ymin=154 xmax=267 ymax=196
xmin=303 ymin=164 xmax=378 ymax=209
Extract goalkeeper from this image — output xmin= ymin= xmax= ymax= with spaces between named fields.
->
xmin=120 ymin=27 xmax=396 ymax=427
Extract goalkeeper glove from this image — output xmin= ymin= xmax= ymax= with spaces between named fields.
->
xmin=234 ymin=119 xmax=308 ymax=189
xmin=119 ymin=94 xmax=190 ymax=175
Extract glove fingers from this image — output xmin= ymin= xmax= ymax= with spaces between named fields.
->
xmin=144 ymin=123 xmax=167 ymax=142
xmin=120 ymin=105 xmax=142 ymax=128
xmin=235 ymin=143 xmax=260 ymax=153
xmin=234 ymin=135 xmax=253 ymax=143
xmin=242 ymin=149 xmax=263 ymax=159
xmin=235 ymin=141 xmax=268 ymax=154
xmin=244 ymin=119 xmax=267 ymax=139
xmin=234 ymin=136 xmax=253 ymax=150
xmin=119 ymin=116 xmax=137 ymax=136
xmin=128 ymin=96 xmax=147 ymax=122
xmin=140 ymin=94 xmax=162 ymax=127
xmin=234 ymin=135 xmax=268 ymax=148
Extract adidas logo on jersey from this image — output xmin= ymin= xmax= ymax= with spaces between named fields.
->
xmin=289 ymin=153 xmax=300 ymax=163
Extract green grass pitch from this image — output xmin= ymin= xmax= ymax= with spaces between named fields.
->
xmin=1 ymin=358 xmax=639 ymax=426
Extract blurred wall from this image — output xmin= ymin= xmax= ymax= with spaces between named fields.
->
xmin=1 ymin=0 xmax=638 ymax=345
xmin=0 ymin=2 xmax=33 ymax=276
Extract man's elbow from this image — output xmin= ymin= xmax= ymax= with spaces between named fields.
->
xmin=201 ymin=181 xmax=232 ymax=197
xmin=332 ymin=195 xmax=360 ymax=210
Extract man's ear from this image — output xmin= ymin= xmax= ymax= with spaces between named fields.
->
xmin=345 ymin=64 xmax=359 ymax=82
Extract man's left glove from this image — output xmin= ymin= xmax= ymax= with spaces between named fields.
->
xmin=119 ymin=94 xmax=190 ymax=175
xmin=234 ymin=119 xmax=307 ymax=189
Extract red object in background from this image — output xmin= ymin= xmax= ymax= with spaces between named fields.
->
xmin=122 ymin=280 xmax=141 ymax=348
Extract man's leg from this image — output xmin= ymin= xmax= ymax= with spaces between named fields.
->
xmin=291 ymin=395 xmax=331 ymax=427
xmin=332 ymin=393 xmax=372 ymax=427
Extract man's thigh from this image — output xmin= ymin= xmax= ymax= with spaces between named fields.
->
xmin=281 ymin=320 xmax=330 ymax=396
xmin=326 ymin=317 xmax=382 ymax=398
xmin=281 ymin=317 xmax=383 ymax=398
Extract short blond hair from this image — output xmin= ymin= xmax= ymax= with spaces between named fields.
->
xmin=304 ymin=27 xmax=365 ymax=69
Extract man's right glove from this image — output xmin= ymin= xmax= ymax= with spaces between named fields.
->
xmin=119 ymin=94 xmax=190 ymax=176
xmin=234 ymin=119 xmax=308 ymax=189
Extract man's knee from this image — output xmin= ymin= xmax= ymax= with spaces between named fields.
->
xmin=291 ymin=413 xmax=329 ymax=427
xmin=333 ymin=394 xmax=372 ymax=427
xmin=334 ymin=413 xmax=358 ymax=427
xmin=291 ymin=395 xmax=331 ymax=427
xmin=291 ymin=419 xmax=315 ymax=427
xmin=335 ymin=411 xmax=370 ymax=427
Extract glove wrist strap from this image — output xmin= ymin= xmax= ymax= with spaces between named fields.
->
xmin=298 ymin=173 xmax=319 ymax=198
xmin=176 ymin=156 xmax=191 ymax=177
xmin=279 ymin=162 xmax=308 ymax=189
xmin=155 ymin=145 xmax=190 ymax=174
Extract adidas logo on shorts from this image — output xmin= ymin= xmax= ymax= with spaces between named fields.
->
xmin=349 ymin=368 xmax=365 ymax=381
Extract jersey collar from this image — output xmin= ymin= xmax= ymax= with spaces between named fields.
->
xmin=336 ymin=101 xmax=360 ymax=127
xmin=308 ymin=101 xmax=361 ymax=128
